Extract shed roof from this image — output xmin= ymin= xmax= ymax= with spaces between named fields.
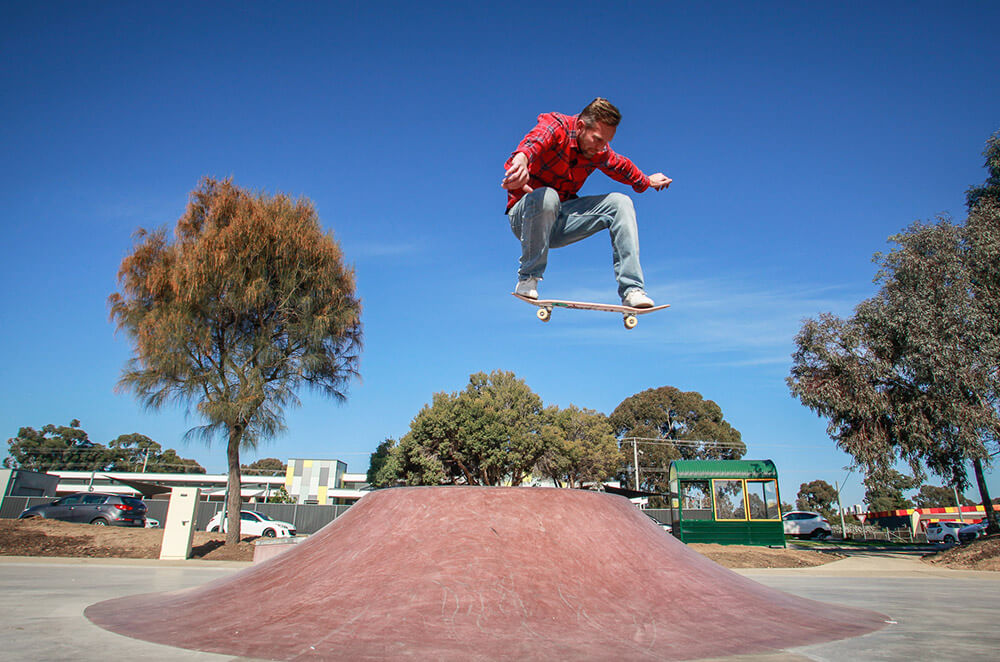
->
xmin=669 ymin=459 xmax=778 ymax=481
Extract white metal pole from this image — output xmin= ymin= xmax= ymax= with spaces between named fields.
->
xmin=835 ymin=481 xmax=847 ymax=539
xmin=633 ymin=439 xmax=640 ymax=492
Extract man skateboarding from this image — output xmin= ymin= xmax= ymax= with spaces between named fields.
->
xmin=502 ymin=98 xmax=671 ymax=307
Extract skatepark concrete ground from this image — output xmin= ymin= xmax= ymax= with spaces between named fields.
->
xmin=2 ymin=551 xmax=997 ymax=662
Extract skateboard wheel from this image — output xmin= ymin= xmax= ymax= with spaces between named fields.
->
xmin=624 ymin=315 xmax=638 ymax=330
xmin=537 ymin=307 xmax=551 ymax=322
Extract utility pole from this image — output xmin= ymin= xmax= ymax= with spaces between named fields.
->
xmin=632 ymin=438 xmax=640 ymax=493
xmin=835 ymin=480 xmax=847 ymax=539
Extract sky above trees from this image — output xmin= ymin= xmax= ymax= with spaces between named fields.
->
xmin=2 ymin=2 xmax=999 ymax=507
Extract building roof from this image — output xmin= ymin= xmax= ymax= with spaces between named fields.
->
xmin=669 ymin=460 xmax=778 ymax=481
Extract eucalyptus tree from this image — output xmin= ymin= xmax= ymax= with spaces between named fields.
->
xmin=4 ymin=420 xmax=112 ymax=471
xmin=110 ymin=177 xmax=362 ymax=544
xmin=788 ymin=134 xmax=1000 ymax=533
xmin=608 ymin=386 xmax=745 ymax=497
xmin=795 ymin=480 xmax=838 ymax=520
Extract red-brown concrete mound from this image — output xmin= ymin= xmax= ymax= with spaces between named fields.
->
xmin=86 ymin=487 xmax=887 ymax=660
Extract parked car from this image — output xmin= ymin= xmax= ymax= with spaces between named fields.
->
xmin=925 ymin=521 xmax=966 ymax=544
xmin=144 ymin=517 xmax=161 ymax=528
xmin=782 ymin=511 xmax=832 ymax=539
xmin=959 ymin=522 xmax=988 ymax=543
xmin=18 ymin=492 xmax=147 ymax=527
xmin=206 ymin=510 xmax=296 ymax=537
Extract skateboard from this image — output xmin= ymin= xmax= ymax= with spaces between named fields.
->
xmin=512 ymin=293 xmax=669 ymax=329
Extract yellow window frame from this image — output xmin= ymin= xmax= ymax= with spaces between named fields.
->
xmin=711 ymin=478 xmax=748 ymax=521
xmin=746 ymin=478 xmax=782 ymax=522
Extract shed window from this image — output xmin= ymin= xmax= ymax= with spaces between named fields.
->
xmin=713 ymin=479 xmax=746 ymax=520
xmin=681 ymin=481 xmax=713 ymax=520
xmin=747 ymin=479 xmax=780 ymax=520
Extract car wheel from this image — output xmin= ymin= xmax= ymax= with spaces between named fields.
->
xmin=208 ymin=526 xmax=220 ymax=533
xmin=263 ymin=528 xmax=276 ymax=538
xmin=944 ymin=535 xmax=955 ymax=544
xmin=90 ymin=518 xmax=109 ymax=526
xmin=812 ymin=529 xmax=830 ymax=540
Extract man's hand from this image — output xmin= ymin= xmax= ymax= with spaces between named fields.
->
xmin=502 ymin=153 xmax=532 ymax=192
xmin=649 ymin=173 xmax=672 ymax=191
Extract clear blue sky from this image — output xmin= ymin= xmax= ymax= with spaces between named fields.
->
xmin=3 ymin=1 xmax=998 ymax=508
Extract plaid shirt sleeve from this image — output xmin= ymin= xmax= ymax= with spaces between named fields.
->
xmin=598 ymin=146 xmax=651 ymax=193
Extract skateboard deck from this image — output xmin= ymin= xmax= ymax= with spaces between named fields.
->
xmin=512 ymin=293 xmax=669 ymax=329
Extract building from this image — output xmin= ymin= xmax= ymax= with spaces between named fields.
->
xmin=0 ymin=468 xmax=59 ymax=498
xmin=42 ymin=460 xmax=369 ymax=505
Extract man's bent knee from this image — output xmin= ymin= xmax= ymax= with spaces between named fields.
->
xmin=526 ymin=187 xmax=561 ymax=214
xmin=605 ymin=192 xmax=634 ymax=213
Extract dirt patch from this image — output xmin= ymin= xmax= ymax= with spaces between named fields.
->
xmin=0 ymin=518 xmax=257 ymax=562
xmin=922 ymin=534 xmax=1000 ymax=571
xmin=690 ymin=543 xmax=843 ymax=568
xmin=1 ymin=518 xmax=843 ymax=568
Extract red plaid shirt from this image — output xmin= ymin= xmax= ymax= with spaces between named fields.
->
xmin=505 ymin=112 xmax=651 ymax=211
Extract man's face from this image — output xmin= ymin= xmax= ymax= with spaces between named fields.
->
xmin=576 ymin=120 xmax=616 ymax=158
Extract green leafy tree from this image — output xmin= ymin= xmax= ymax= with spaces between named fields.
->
xmin=155 ymin=449 xmax=206 ymax=473
xmin=109 ymin=177 xmax=363 ymax=544
xmin=267 ymin=485 xmax=296 ymax=503
xmin=913 ymin=484 xmax=975 ymax=509
xmin=5 ymin=420 xmax=114 ymax=471
xmin=795 ymin=480 xmax=839 ymax=519
xmin=788 ymin=136 xmax=1000 ymax=534
xmin=965 ymin=130 xmax=1000 ymax=210
xmin=242 ymin=458 xmax=286 ymax=475
xmin=366 ymin=438 xmax=398 ymax=486
xmin=608 ymin=386 xmax=745 ymax=496
xmin=533 ymin=406 xmax=620 ymax=488
xmin=107 ymin=433 xmax=205 ymax=473
xmin=107 ymin=433 xmax=160 ymax=471
xmin=864 ymin=469 xmax=919 ymax=512
xmin=387 ymin=370 xmax=548 ymax=486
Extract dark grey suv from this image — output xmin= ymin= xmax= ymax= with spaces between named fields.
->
xmin=18 ymin=492 xmax=147 ymax=527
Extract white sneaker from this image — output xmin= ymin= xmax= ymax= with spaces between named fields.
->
xmin=515 ymin=278 xmax=539 ymax=299
xmin=623 ymin=289 xmax=654 ymax=308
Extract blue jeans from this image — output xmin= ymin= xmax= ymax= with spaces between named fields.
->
xmin=508 ymin=188 xmax=645 ymax=298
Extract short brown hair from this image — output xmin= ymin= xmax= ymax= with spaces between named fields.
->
xmin=579 ymin=98 xmax=621 ymax=127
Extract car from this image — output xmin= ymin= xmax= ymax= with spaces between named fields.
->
xmin=206 ymin=510 xmax=296 ymax=537
xmin=18 ymin=492 xmax=147 ymax=527
xmin=958 ymin=522 xmax=988 ymax=543
xmin=144 ymin=517 xmax=161 ymax=528
xmin=782 ymin=511 xmax=832 ymax=539
xmin=925 ymin=520 xmax=966 ymax=544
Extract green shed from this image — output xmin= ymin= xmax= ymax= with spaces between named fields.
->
xmin=668 ymin=459 xmax=785 ymax=547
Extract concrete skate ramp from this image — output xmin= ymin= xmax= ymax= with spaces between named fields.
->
xmin=86 ymin=487 xmax=888 ymax=660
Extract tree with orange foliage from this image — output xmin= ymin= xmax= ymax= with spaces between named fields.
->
xmin=109 ymin=178 xmax=362 ymax=545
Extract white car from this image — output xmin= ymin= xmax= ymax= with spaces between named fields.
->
xmin=925 ymin=521 xmax=965 ymax=544
xmin=782 ymin=511 xmax=832 ymax=539
xmin=144 ymin=517 xmax=160 ymax=528
xmin=206 ymin=510 xmax=296 ymax=537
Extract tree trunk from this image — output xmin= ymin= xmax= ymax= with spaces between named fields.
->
xmin=225 ymin=425 xmax=243 ymax=546
xmin=972 ymin=458 xmax=998 ymax=534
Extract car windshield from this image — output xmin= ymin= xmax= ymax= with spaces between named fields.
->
xmin=255 ymin=512 xmax=276 ymax=521
xmin=121 ymin=497 xmax=144 ymax=508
